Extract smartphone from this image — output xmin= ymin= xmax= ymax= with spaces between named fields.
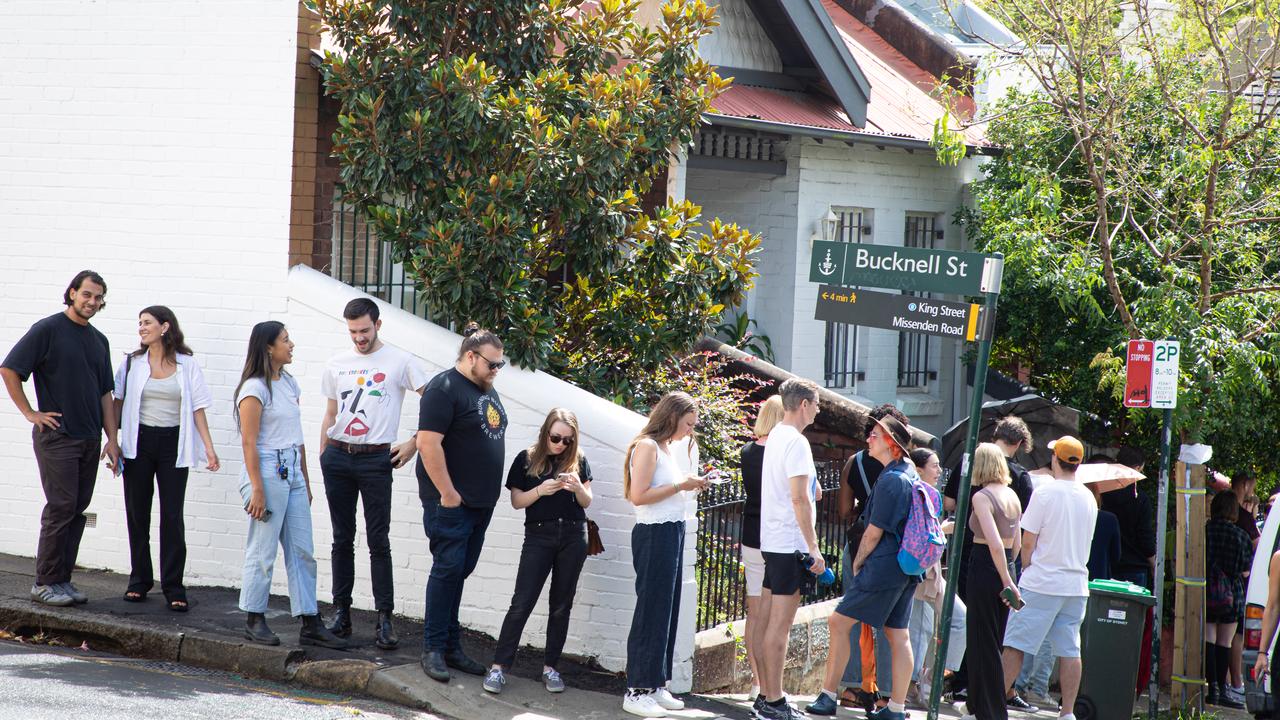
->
xmin=244 ymin=503 xmax=273 ymax=523
xmin=1000 ymin=586 xmax=1025 ymax=610
xmin=705 ymin=469 xmax=730 ymax=485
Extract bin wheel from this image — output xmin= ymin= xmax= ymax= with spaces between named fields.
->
xmin=1073 ymin=696 xmax=1097 ymax=720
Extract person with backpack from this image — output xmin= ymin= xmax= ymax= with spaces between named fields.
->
xmin=1204 ymin=490 xmax=1251 ymax=708
xmin=807 ymin=415 xmax=921 ymax=720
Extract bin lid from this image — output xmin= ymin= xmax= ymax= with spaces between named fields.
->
xmin=1088 ymin=579 xmax=1156 ymax=605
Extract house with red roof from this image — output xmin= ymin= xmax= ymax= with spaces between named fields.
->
xmin=670 ymin=0 xmax=1011 ymax=436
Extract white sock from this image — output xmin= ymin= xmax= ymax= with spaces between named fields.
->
xmin=1059 ymin=713 xmax=1077 ymax=720
xmin=749 ymin=684 xmax=760 ymax=699
xmin=889 ymin=700 xmax=906 ymax=712
xmin=821 ymin=689 xmax=838 ymax=701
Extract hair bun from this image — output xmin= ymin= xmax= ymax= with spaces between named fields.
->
xmin=462 ymin=321 xmax=481 ymax=338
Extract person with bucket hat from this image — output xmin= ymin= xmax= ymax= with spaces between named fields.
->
xmin=808 ymin=415 xmax=919 ymax=720
xmin=999 ymin=435 xmax=1097 ymax=720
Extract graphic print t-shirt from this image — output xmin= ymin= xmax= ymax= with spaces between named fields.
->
xmin=416 ymin=368 xmax=508 ymax=508
xmin=321 ymin=345 xmax=429 ymax=445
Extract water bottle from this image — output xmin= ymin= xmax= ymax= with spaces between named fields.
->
xmin=796 ymin=551 xmax=835 ymax=587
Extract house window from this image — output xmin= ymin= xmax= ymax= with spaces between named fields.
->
xmin=823 ymin=208 xmax=869 ymax=390
xmin=898 ymin=214 xmax=938 ymax=389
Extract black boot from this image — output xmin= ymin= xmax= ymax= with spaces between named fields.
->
xmin=1204 ymin=641 xmax=1219 ymax=705
xmin=374 ymin=610 xmax=399 ymax=650
xmin=244 ymin=612 xmax=280 ymax=646
xmin=326 ymin=605 xmax=352 ymax=638
xmin=300 ymin=613 xmax=349 ymax=649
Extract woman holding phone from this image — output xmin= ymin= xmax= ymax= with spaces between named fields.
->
xmin=964 ymin=442 xmax=1023 ymax=720
xmin=484 ymin=408 xmax=594 ymax=695
xmin=113 ymin=306 xmax=219 ymax=611
xmin=234 ymin=321 xmax=345 ymax=649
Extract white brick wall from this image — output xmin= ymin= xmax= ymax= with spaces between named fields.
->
xmin=687 ymin=138 xmax=980 ymax=437
xmin=0 ymin=0 xmax=699 ymax=685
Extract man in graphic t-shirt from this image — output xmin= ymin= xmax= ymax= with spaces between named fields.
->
xmin=319 ymin=298 xmax=429 ymax=649
xmin=415 ymin=324 xmax=508 ymax=683
xmin=1 ymin=271 xmax=119 ymax=607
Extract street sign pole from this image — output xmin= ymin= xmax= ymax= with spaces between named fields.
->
xmin=927 ymin=273 xmax=1001 ymax=720
xmin=1150 ymin=405 xmax=1172 ymax=720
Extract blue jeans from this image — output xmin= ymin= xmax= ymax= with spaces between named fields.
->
xmin=1015 ymin=636 xmax=1055 ymax=695
xmin=627 ymin=521 xmax=684 ymax=689
xmin=238 ymin=447 xmax=317 ymax=616
xmin=910 ymin=594 xmax=967 ymax=682
xmin=421 ymin=501 xmax=493 ymax=653
xmin=839 ymin=541 xmax=893 ymax=692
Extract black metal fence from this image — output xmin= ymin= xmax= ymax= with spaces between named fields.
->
xmin=330 ymin=199 xmax=438 ymax=322
xmin=695 ymin=459 xmax=849 ymax=632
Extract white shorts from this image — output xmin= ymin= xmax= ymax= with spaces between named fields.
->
xmin=742 ymin=545 xmax=765 ymax=597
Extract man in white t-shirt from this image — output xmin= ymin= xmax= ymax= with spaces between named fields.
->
xmin=755 ymin=378 xmax=822 ymax=720
xmin=1001 ymin=435 xmax=1097 ymax=720
xmin=319 ymin=298 xmax=430 ymax=649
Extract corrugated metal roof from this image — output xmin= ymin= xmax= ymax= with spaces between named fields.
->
xmin=707 ymin=0 xmax=987 ymax=147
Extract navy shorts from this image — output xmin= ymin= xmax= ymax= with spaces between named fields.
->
xmin=836 ymin=580 xmax=915 ymax=629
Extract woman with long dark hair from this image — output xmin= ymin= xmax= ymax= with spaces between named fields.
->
xmin=113 ymin=306 xmax=219 ymax=611
xmin=234 ymin=321 xmax=344 ymax=649
xmin=484 ymin=408 xmax=594 ymax=695
xmin=621 ymin=392 xmax=709 ymax=718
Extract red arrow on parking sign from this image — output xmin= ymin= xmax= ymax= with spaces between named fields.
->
xmin=1124 ymin=339 xmax=1153 ymax=408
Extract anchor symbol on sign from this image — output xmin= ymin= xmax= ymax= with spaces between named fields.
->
xmin=818 ymin=249 xmax=837 ymax=276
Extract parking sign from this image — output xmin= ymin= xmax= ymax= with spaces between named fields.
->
xmin=1151 ymin=340 xmax=1180 ymax=409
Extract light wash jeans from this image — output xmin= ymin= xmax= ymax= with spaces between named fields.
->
xmin=1015 ymin=636 xmax=1055 ymax=696
xmin=909 ymin=592 xmax=967 ymax=683
xmin=238 ymin=447 xmax=318 ymax=616
xmin=839 ymin=541 xmax=893 ymax=692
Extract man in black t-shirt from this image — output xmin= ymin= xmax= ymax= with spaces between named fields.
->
xmin=415 ymin=324 xmax=508 ymax=682
xmin=1 ymin=271 xmax=119 ymax=608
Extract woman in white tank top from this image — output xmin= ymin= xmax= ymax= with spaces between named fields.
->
xmin=620 ymin=392 xmax=710 ymax=718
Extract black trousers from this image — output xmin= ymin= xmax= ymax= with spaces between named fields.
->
xmin=492 ymin=519 xmax=589 ymax=669
xmin=122 ymin=425 xmax=189 ymax=598
xmin=32 ymin=428 xmax=100 ymax=586
xmin=321 ymin=446 xmax=395 ymax=610
xmin=966 ymin=546 xmax=1013 ymax=720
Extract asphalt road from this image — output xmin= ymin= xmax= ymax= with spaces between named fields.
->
xmin=0 ymin=639 xmax=432 ymax=720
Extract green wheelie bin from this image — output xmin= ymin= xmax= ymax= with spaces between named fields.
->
xmin=1074 ymin=579 xmax=1157 ymax=720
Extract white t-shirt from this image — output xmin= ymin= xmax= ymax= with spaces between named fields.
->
xmin=321 ymin=344 xmax=430 ymax=445
xmin=759 ymin=423 xmax=817 ymax=553
xmin=1018 ymin=476 xmax=1098 ymax=596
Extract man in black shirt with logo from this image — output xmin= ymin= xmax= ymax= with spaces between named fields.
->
xmin=415 ymin=323 xmax=508 ymax=682
xmin=1 ymin=271 xmax=120 ymax=607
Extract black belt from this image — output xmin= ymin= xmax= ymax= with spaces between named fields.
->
xmin=329 ymin=440 xmax=390 ymax=455
xmin=526 ymin=518 xmax=586 ymax=527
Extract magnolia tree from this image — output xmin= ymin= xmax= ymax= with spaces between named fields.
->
xmin=937 ymin=0 xmax=1280 ymax=460
xmin=316 ymin=0 xmax=759 ymax=400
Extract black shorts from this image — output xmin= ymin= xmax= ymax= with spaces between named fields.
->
xmin=762 ymin=551 xmax=806 ymax=596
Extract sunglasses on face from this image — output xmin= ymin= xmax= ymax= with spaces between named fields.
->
xmin=548 ymin=433 xmax=574 ymax=445
xmin=477 ymin=354 xmax=506 ymax=371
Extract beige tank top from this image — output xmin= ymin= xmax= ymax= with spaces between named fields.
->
xmin=970 ymin=486 xmax=1019 ymax=543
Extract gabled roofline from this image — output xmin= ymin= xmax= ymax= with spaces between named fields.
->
xmin=743 ymin=0 xmax=872 ymax=128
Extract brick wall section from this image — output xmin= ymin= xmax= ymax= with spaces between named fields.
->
xmin=312 ymin=93 xmax=341 ymax=273
xmin=290 ymin=3 xmax=322 ymax=267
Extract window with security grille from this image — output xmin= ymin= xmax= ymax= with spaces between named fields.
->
xmin=898 ymin=214 xmax=938 ymax=388
xmin=823 ymin=208 xmax=869 ymax=390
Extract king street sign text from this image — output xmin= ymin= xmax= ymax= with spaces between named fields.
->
xmin=815 ymin=285 xmax=991 ymax=342
xmin=810 ymin=240 xmax=1003 ymax=295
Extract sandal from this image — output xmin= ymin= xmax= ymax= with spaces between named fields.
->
xmin=167 ymin=598 xmax=189 ymax=612
xmin=123 ymin=590 xmax=147 ymax=603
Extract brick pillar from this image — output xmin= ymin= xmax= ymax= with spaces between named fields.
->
xmin=289 ymin=2 xmax=321 ymax=268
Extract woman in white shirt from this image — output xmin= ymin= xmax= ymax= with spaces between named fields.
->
xmin=620 ymin=392 xmax=709 ymax=718
xmin=113 ymin=306 xmax=218 ymax=612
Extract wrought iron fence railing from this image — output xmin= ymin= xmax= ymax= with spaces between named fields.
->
xmin=330 ymin=200 xmax=438 ymax=322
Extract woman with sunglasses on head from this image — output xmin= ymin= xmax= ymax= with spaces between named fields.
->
xmin=234 ymin=321 xmax=345 ymax=649
xmin=484 ymin=408 xmax=593 ymax=695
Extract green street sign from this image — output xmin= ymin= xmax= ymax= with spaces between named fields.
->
xmin=809 ymin=240 xmax=1003 ymax=295
xmin=814 ymin=285 xmax=992 ymax=342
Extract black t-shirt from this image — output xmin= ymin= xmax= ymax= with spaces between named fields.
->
xmin=506 ymin=449 xmax=593 ymax=524
xmin=844 ymin=450 xmax=885 ymax=515
xmin=1237 ymin=502 xmax=1261 ymax=543
xmin=2 ymin=312 xmax=112 ymax=440
xmin=416 ymin=368 xmax=507 ymax=508
xmin=1102 ymin=486 xmax=1157 ymax=573
xmin=739 ymin=442 xmax=765 ymax=549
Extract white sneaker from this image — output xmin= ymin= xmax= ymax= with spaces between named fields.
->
xmin=1227 ymin=685 xmax=1246 ymax=703
xmin=623 ymin=690 xmax=668 ymax=718
xmin=654 ymin=687 xmax=685 ymax=711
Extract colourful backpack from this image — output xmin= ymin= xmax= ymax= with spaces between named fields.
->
xmin=897 ymin=472 xmax=947 ymax=576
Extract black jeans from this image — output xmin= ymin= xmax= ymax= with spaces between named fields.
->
xmin=122 ymin=425 xmax=189 ymax=598
xmin=32 ymin=427 xmax=100 ymax=586
xmin=493 ymin=519 xmax=589 ymax=669
xmin=421 ymin=502 xmax=493 ymax=653
xmin=966 ymin=546 xmax=1013 ymax=720
xmin=626 ymin=520 xmax=684 ymax=689
xmin=321 ymin=446 xmax=395 ymax=610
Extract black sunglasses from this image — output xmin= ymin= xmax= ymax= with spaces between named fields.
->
xmin=476 ymin=354 xmax=506 ymax=371
xmin=548 ymin=433 xmax=575 ymax=445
